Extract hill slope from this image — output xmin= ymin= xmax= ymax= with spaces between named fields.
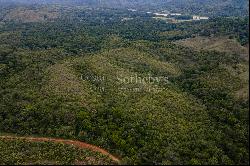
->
xmin=0 ymin=5 xmax=249 ymax=165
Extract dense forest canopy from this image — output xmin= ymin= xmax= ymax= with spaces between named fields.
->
xmin=0 ymin=0 xmax=249 ymax=17
xmin=0 ymin=1 xmax=249 ymax=165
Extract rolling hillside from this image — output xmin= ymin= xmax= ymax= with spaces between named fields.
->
xmin=175 ymin=36 xmax=249 ymax=59
xmin=0 ymin=4 xmax=249 ymax=165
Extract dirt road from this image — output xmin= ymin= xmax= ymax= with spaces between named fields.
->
xmin=0 ymin=135 xmax=120 ymax=164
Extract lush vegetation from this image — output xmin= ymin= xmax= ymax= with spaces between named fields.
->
xmin=165 ymin=0 xmax=249 ymax=17
xmin=1 ymin=0 xmax=249 ymax=17
xmin=0 ymin=138 xmax=116 ymax=165
xmin=0 ymin=4 xmax=249 ymax=165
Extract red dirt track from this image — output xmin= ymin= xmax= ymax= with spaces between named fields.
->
xmin=0 ymin=135 xmax=120 ymax=164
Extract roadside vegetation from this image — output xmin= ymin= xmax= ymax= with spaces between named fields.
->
xmin=0 ymin=137 xmax=116 ymax=165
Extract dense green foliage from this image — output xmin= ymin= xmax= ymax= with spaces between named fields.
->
xmin=0 ymin=138 xmax=115 ymax=165
xmin=166 ymin=0 xmax=249 ymax=17
xmin=0 ymin=5 xmax=249 ymax=165
xmin=1 ymin=0 xmax=249 ymax=17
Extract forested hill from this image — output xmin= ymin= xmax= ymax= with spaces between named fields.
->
xmin=0 ymin=0 xmax=249 ymax=16
xmin=166 ymin=0 xmax=249 ymax=17
xmin=0 ymin=4 xmax=249 ymax=163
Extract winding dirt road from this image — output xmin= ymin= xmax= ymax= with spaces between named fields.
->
xmin=0 ymin=135 xmax=120 ymax=164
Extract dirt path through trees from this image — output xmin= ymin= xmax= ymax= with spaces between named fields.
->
xmin=0 ymin=135 xmax=120 ymax=164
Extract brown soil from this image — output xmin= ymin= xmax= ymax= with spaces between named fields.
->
xmin=0 ymin=135 xmax=120 ymax=164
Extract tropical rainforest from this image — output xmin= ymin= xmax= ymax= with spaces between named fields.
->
xmin=0 ymin=0 xmax=249 ymax=165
